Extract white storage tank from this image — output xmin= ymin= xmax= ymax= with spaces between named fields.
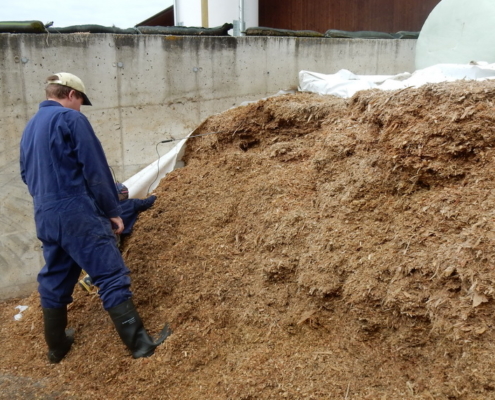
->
xmin=174 ymin=0 xmax=258 ymax=35
xmin=416 ymin=0 xmax=495 ymax=69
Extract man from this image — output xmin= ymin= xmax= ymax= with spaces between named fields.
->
xmin=79 ymin=183 xmax=157 ymax=292
xmin=19 ymin=72 xmax=171 ymax=363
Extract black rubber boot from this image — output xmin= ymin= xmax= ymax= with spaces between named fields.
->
xmin=108 ymin=299 xmax=172 ymax=359
xmin=42 ymin=306 xmax=74 ymax=363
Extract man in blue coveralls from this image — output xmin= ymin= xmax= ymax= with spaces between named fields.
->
xmin=19 ymin=72 xmax=171 ymax=363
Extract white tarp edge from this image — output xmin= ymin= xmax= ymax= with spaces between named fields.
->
xmin=123 ymin=137 xmax=188 ymax=199
xmin=121 ymin=90 xmax=296 ymax=199
xmin=298 ymin=63 xmax=495 ymax=98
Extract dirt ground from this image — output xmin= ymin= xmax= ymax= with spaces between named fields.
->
xmin=3 ymin=81 xmax=495 ymax=399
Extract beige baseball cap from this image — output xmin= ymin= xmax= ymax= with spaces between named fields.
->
xmin=46 ymin=72 xmax=92 ymax=106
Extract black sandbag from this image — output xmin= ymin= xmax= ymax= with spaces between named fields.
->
xmin=48 ymin=24 xmax=136 ymax=34
xmin=325 ymin=29 xmax=395 ymax=39
xmin=391 ymin=31 xmax=420 ymax=39
xmin=0 ymin=20 xmax=46 ymax=33
xmin=245 ymin=27 xmax=324 ymax=37
xmin=136 ymin=23 xmax=233 ymax=36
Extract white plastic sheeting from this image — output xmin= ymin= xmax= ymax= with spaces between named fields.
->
xmin=123 ymin=137 xmax=188 ymax=199
xmin=298 ymin=63 xmax=495 ymax=99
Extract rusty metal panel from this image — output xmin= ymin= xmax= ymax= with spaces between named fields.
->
xmin=259 ymin=0 xmax=441 ymax=33
xmin=136 ymin=6 xmax=174 ymax=27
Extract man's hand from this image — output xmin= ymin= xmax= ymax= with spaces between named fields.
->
xmin=110 ymin=216 xmax=124 ymax=234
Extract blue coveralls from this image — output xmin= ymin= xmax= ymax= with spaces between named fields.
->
xmin=20 ymin=100 xmax=132 ymax=310
xmin=120 ymin=196 xmax=156 ymax=235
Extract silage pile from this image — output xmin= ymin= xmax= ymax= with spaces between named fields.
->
xmin=2 ymin=81 xmax=495 ymax=399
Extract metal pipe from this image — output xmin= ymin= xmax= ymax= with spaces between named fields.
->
xmin=173 ymin=0 xmax=178 ymax=26
xmin=239 ymin=0 xmax=245 ymax=36
xmin=201 ymin=0 xmax=209 ymax=27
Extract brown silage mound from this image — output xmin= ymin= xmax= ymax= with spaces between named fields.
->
xmin=3 ymin=81 xmax=495 ymax=399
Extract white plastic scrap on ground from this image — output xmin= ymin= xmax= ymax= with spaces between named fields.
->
xmin=298 ymin=63 xmax=495 ymax=98
xmin=14 ymin=305 xmax=28 ymax=321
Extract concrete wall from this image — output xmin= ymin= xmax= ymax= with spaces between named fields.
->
xmin=0 ymin=33 xmax=416 ymax=300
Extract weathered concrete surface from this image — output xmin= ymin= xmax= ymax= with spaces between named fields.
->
xmin=0 ymin=33 xmax=416 ymax=300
